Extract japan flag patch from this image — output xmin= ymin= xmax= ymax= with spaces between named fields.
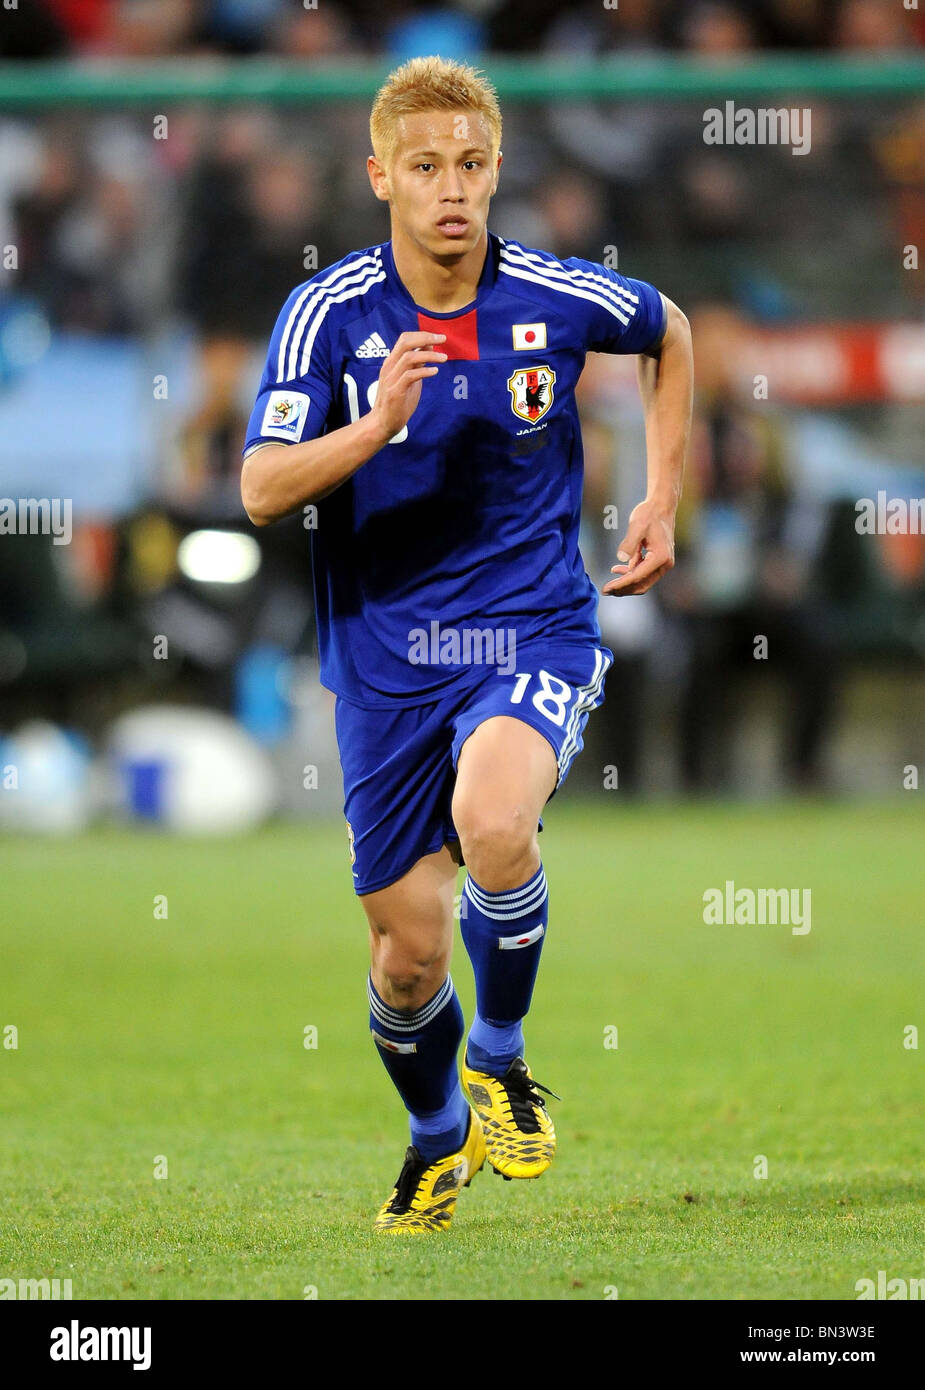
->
xmin=512 ymin=322 xmax=547 ymax=350
xmin=370 ymin=1031 xmax=418 ymax=1054
xmin=497 ymin=922 xmax=546 ymax=950
xmin=261 ymin=389 xmax=310 ymax=440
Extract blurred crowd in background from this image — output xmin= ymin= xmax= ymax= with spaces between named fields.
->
xmin=3 ymin=0 xmax=925 ymax=59
xmin=0 ymin=0 xmax=923 ymax=827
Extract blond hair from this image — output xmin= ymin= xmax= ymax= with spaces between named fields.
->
xmin=370 ymin=55 xmax=502 ymax=169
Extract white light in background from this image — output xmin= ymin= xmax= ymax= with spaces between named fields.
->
xmin=177 ymin=530 xmax=261 ymax=584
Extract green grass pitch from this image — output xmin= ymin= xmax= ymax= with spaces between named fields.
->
xmin=1 ymin=801 xmax=922 ymax=1300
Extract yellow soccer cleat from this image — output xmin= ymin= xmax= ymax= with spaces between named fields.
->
xmin=461 ymin=1056 xmax=559 ymax=1180
xmin=373 ymin=1107 xmax=486 ymax=1233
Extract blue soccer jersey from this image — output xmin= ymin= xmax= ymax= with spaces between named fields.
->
xmin=243 ymin=231 xmax=666 ymax=706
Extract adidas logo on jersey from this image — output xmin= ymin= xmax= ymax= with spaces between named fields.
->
xmin=356 ymin=332 xmax=390 ymax=358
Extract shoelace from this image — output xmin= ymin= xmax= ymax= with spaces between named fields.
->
xmin=503 ymin=1068 xmax=560 ymax=1133
xmin=387 ymin=1146 xmax=430 ymax=1213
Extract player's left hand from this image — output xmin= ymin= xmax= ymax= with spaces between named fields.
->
xmin=602 ymin=500 xmax=676 ymax=596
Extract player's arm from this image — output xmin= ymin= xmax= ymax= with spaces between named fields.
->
xmin=241 ymin=331 xmax=447 ymax=526
xmin=602 ymin=294 xmax=693 ymax=596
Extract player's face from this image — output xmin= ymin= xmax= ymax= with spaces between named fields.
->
xmin=369 ymin=109 xmax=500 ymax=259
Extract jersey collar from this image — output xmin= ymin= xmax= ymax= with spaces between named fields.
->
xmin=382 ymin=231 xmax=499 ymax=319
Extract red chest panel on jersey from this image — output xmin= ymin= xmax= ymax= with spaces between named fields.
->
xmin=416 ymin=308 xmax=479 ymax=361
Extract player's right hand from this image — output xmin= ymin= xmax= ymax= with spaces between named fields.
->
xmin=369 ymin=331 xmax=447 ymax=439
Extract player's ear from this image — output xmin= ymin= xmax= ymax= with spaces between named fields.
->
xmin=367 ymin=154 xmax=390 ymax=203
xmin=491 ymin=149 xmax=502 ymax=195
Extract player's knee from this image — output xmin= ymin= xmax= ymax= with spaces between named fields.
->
xmin=454 ymin=805 xmax=537 ymax=890
xmin=371 ymin=931 xmax=450 ymax=1010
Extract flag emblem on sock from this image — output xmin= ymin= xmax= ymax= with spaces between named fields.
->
xmin=497 ymin=922 xmax=546 ymax=950
xmin=370 ymin=1029 xmax=418 ymax=1054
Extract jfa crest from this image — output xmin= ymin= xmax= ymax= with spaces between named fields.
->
xmin=507 ymin=365 xmax=555 ymax=423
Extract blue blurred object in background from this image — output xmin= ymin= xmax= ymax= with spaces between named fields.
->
xmin=235 ymin=643 xmax=292 ymax=746
xmin=0 ymin=296 xmax=51 ymax=390
xmin=386 ymin=7 xmax=486 ymax=61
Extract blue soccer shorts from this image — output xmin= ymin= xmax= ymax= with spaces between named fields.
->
xmin=333 ymin=639 xmax=614 ymax=895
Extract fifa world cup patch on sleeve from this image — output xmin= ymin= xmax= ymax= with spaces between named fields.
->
xmin=261 ymin=390 xmax=310 ymax=440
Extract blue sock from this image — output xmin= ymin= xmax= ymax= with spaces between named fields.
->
xmin=368 ymin=973 xmax=469 ymax=1161
xmin=460 ymin=864 xmax=548 ymax=1078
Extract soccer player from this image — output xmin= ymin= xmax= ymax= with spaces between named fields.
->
xmin=241 ymin=56 xmax=693 ymax=1232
